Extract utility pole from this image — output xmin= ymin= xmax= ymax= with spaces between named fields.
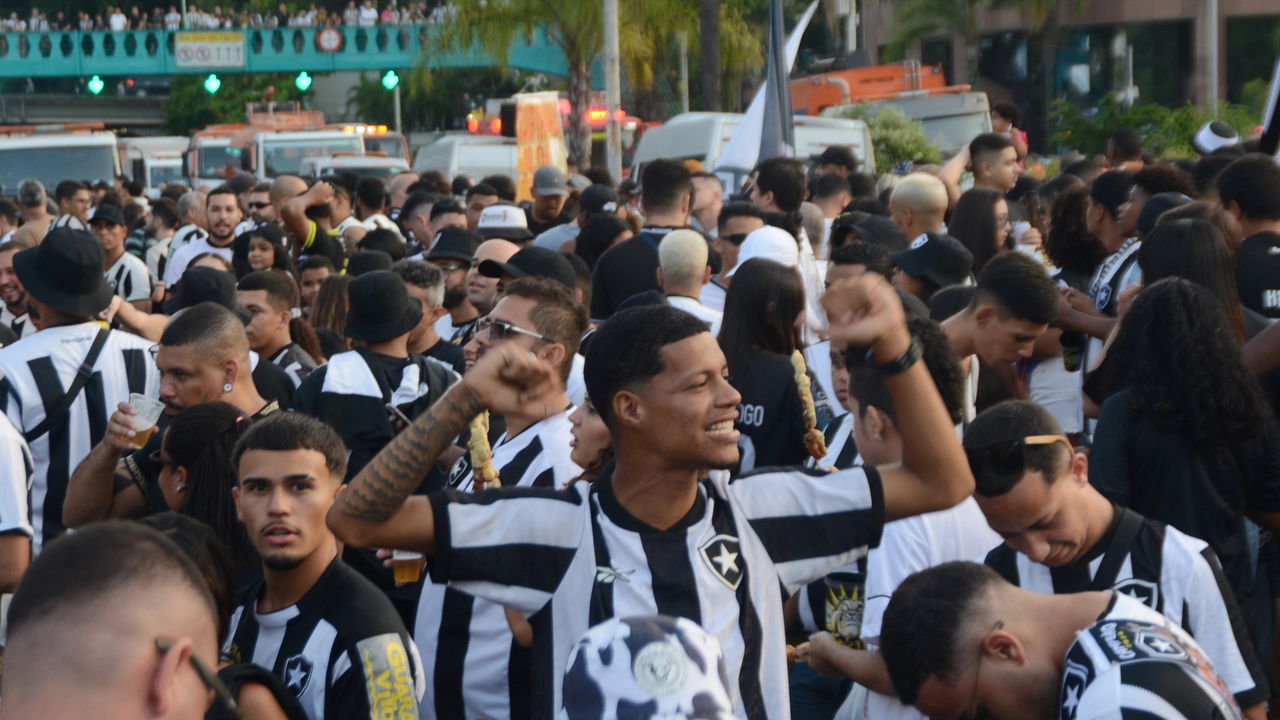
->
xmin=603 ymin=0 xmax=622 ymax=181
xmin=1207 ymin=0 xmax=1220 ymax=115
xmin=678 ymin=32 xmax=690 ymax=114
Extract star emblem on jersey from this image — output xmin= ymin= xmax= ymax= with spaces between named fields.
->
xmin=283 ymin=654 xmax=313 ymax=694
xmin=1113 ymin=578 xmax=1159 ymax=610
xmin=1060 ymin=658 xmax=1090 ymax=720
xmin=595 ymin=565 xmax=634 ymax=584
xmin=1135 ymin=629 xmax=1187 ymax=660
xmin=698 ymin=534 xmax=742 ymax=589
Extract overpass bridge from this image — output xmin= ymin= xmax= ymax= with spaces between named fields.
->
xmin=0 ymin=24 xmax=571 ymax=79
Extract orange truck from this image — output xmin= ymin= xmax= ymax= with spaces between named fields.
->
xmin=790 ymin=60 xmax=969 ymax=116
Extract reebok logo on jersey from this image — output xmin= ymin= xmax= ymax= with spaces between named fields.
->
xmin=595 ymin=566 xmax=634 ymax=584
xmin=699 ymin=534 xmax=742 ymax=589
xmin=284 ymin=654 xmax=314 ymax=694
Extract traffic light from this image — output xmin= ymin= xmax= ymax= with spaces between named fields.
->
xmin=295 ymin=72 xmax=313 ymax=92
xmin=86 ymin=75 xmax=105 ymax=95
xmin=380 ymin=70 xmax=399 ymax=91
xmin=203 ymin=73 xmax=221 ymax=94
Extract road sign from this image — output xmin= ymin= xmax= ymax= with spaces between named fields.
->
xmin=175 ymin=32 xmax=245 ymax=69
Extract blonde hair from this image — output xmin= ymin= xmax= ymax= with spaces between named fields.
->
xmin=658 ymin=229 xmax=709 ymax=287
xmin=890 ymin=173 xmax=948 ymax=218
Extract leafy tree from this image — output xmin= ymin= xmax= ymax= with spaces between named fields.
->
xmin=344 ymin=67 xmax=526 ymax=132
xmin=833 ymin=103 xmax=942 ymax=168
xmin=164 ymin=72 xmax=305 ymax=134
xmin=1051 ymin=93 xmax=1257 ymax=159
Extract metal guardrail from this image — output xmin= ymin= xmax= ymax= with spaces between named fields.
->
xmin=0 ymin=25 xmax=570 ymax=78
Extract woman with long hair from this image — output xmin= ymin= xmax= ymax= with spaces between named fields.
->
xmin=1138 ymin=218 xmax=1253 ymax=343
xmin=567 ymin=394 xmax=613 ymax=484
xmin=1091 ymin=278 xmax=1279 ymax=652
xmin=949 ymin=187 xmax=1011 ymax=275
xmin=571 ymin=213 xmax=632 ymax=270
xmin=308 ymin=272 xmax=353 ymax=357
xmin=155 ymin=402 xmax=256 ymax=573
xmin=717 ymin=257 xmax=811 ymax=471
xmin=244 ymin=224 xmax=298 ymax=278
xmin=1046 ymin=186 xmax=1107 ymax=291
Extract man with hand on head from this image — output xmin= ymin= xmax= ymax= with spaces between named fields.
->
xmin=328 ymin=270 xmax=973 ymax=718
xmin=223 ymin=413 xmax=424 ymax=719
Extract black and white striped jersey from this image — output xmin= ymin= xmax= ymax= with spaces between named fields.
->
xmin=0 ymin=412 xmax=33 ymax=540
xmin=425 ymin=462 xmax=885 ymax=720
xmin=418 ymin=408 xmax=581 ymax=720
xmin=0 ymin=322 xmax=157 ymax=551
xmin=1064 ymin=592 xmax=1241 ymax=720
xmin=986 ymin=507 xmax=1268 ymax=709
xmin=46 ymin=214 xmax=89 ymax=234
xmin=0 ymin=307 xmax=35 ymax=343
xmin=105 ymin=251 xmax=152 ymax=303
xmin=269 ymin=343 xmax=317 ymax=390
xmin=807 ymin=412 xmax=858 ymax=471
xmin=223 ymin=557 xmax=425 ymax=720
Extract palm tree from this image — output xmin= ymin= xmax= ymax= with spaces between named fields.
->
xmin=699 ymin=0 xmax=721 ymax=111
xmin=883 ymin=0 xmax=988 ymax=83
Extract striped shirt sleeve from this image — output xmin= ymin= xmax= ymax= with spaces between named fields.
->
xmin=0 ymin=416 xmax=31 ymax=538
xmin=427 ymin=485 xmax=589 ymax=615
xmin=723 ymin=465 xmax=884 ymax=590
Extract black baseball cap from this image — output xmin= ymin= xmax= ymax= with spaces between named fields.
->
xmin=427 ymin=226 xmax=482 ymax=263
xmin=1136 ymin=192 xmax=1192 ymax=238
xmin=578 ymin=184 xmax=620 ymax=214
xmin=89 ymin=203 xmax=126 ymax=227
xmin=478 ymin=245 xmax=576 ymax=290
xmin=890 ymin=232 xmax=974 ymax=288
xmin=810 ymin=146 xmax=858 ymax=171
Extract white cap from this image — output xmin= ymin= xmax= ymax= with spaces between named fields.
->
xmin=725 ymin=225 xmax=799 ymax=277
xmin=476 ymin=203 xmax=532 ymax=241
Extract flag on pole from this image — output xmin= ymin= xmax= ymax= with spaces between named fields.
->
xmin=759 ymin=0 xmax=795 ymax=161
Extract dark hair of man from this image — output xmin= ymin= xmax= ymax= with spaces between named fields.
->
xmin=1216 ymin=153 xmax=1280 ymax=221
xmin=139 ymin=512 xmax=237 ymax=642
xmin=161 ymin=183 xmax=188 ymax=203
xmin=847 ymin=172 xmax=877 ymax=199
xmin=124 ymin=178 xmax=145 ymax=198
xmin=238 ymin=269 xmax=297 ymax=312
xmin=1132 ymin=164 xmax=1194 ymax=199
xmin=0 ymin=199 xmax=16 ymax=225
xmin=161 ymin=301 xmax=248 ymax=357
xmin=299 ymin=254 xmax=335 ymax=274
xmin=584 ymin=304 xmax=710 ymax=429
xmin=54 ymin=179 xmax=87 ymax=203
xmin=950 ymin=187 xmax=1005 ymax=275
xmin=1192 ymin=153 xmax=1237 ymax=198
xmin=717 ymin=258 xmax=805 ymax=385
xmin=1112 ymin=278 xmax=1269 ymax=450
xmin=848 ymin=315 xmax=965 ymax=426
xmin=481 ymin=174 xmax=517 ymax=202
xmin=1089 ymin=170 xmax=1133 ymax=219
xmin=355 ymin=176 xmax=387 ymax=212
xmin=451 ymin=174 xmax=474 ymax=196
xmin=846 ymin=197 xmax=890 ymax=217
xmin=928 ymin=285 xmax=975 ymax=322
xmin=880 ymin=562 xmax=1005 ymax=705
xmin=1036 ymin=174 xmax=1084 ymax=211
xmin=830 ymin=242 xmax=892 ymax=278
xmin=0 ymin=236 xmax=34 ymax=255
xmin=1062 ymin=159 xmax=1101 ymax=181
xmin=562 ymin=251 xmax=593 ymax=310
xmin=968 ymin=252 xmax=1058 ymax=325
xmin=251 ymin=182 xmax=271 ymax=195
xmin=583 ymin=165 xmax=616 ymax=188
xmin=991 ymin=100 xmax=1022 ymax=127
xmin=358 ymin=228 xmax=405 ymax=261
xmin=754 ymin=156 xmax=805 ymax=212
xmin=206 ymin=184 xmax=236 ymax=208
xmin=1157 ymin=200 xmax=1243 ymax=256
xmin=401 ymin=191 xmax=441 ymax=223
xmin=100 ymin=190 xmax=124 ymax=209
xmin=812 ymin=173 xmax=852 ymax=202
xmin=640 ymin=159 xmax=694 ymax=215
xmin=968 ymin=133 xmax=1014 ymax=167
xmin=1139 ymin=218 xmax=1247 ymax=343
xmin=320 ymin=173 xmax=356 ymax=201
xmin=150 ymin=197 xmax=180 ymax=230
xmin=575 ymin=213 xmax=630 ymax=270
xmin=7 ymin=521 xmax=216 ymax=642
xmin=1047 ymin=186 xmax=1107 ymax=277
xmin=430 ymin=198 xmax=466 ymax=221
xmin=465 ymin=182 xmax=500 ymax=202
xmin=405 ymin=180 xmax=442 ymax=197
xmin=418 ymin=169 xmax=451 ymax=195
xmin=963 ymin=399 xmax=1070 ymax=496
xmin=500 ymin=276 xmax=589 ymax=383
xmin=391 ymin=258 xmax=443 ymax=291
xmin=1108 ymin=128 xmax=1143 ymax=161
xmin=232 ymin=411 xmax=348 ymax=482
xmin=716 ymin=201 xmax=765 ymax=232
xmin=162 ymin=402 xmax=256 ymax=571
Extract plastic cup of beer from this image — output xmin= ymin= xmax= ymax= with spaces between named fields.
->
xmin=391 ymin=549 xmax=424 ymax=584
xmin=125 ymin=393 xmax=166 ymax=449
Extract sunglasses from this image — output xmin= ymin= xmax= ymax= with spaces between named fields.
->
xmin=722 ymin=232 xmax=748 ymax=246
xmin=155 ymin=637 xmax=241 ymax=719
xmin=248 ymin=202 xmax=271 ymax=209
xmin=476 ymin=316 xmax=554 ymax=344
xmin=964 ymin=435 xmax=1073 ymax=479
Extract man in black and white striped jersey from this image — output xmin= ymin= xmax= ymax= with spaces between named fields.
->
xmin=0 ymin=228 xmax=158 ymax=552
xmin=417 ymin=275 xmax=586 ymax=720
xmin=0 ymin=237 xmax=36 ymax=342
xmin=329 ymin=273 xmax=974 ymax=719
xmin=45 ymin=179 xmax=92 ymax=235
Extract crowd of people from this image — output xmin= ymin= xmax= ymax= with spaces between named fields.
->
xmin=0 ymin=111 xmax=1277 ymax=720
xmin=0 ymin=1 xmax=449 ymax=33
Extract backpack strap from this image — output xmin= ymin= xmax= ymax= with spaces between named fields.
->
xmin=24 ymin=327 xmax=110 ymax=444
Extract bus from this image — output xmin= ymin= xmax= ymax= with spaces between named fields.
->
xmin=0 ymin=123 xmax=120 ymax=196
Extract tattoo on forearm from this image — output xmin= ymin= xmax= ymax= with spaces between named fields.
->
xmin=337 ymin=386 xmax=483 ymax=522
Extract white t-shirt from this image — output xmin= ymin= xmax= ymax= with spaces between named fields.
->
xmin=700 ymin=278 xmax=728 ymax=313
xmin=358 ymin=5 xmax=378 ymax=25
xmin=666 ymin=294 xmax=723 ymax=337
xmin=164 ymin=236 xmax=233 ymax=288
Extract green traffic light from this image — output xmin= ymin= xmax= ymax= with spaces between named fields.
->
xmin=87 ymin=75 xmax=105 ymax=95
xmin=204 ymin=73 xmax=221 ymax=94
xmin=295 ymin=71 xmax=313 ymax=92
xmin=380 ymin=70 xmax=399 ymax=91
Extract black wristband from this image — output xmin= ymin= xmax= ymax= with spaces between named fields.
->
xmin=866 ymin=336 xmax=922 ymax=376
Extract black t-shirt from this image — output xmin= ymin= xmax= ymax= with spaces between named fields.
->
xmin=252 ymin=357 xmax=295 ymax=408
xmin=424 ymin=337 xmax=466 ymax=375
xmin=732 ymin=349 xmax=809 ymax=473
xmin=1236 ymin=232 xmax=1280 ymax=319
xmin=525 ymin=207 xmax=572 ymax=236
xmin=588 ymin=227 xmax=678 ymax=322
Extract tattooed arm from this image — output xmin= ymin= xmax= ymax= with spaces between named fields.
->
xmin=326 ymin=343 xmax=559 ymax=554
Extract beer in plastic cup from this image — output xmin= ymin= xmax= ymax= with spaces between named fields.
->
xmin=391 ymin=549 xmax=424 ymax=584
xmin=123 ymin=393 xmax=165 ymax=449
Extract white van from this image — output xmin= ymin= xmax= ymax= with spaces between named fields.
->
xmin=299 ymin=155 xmax=410 ymax=181
xmin=413 ymin=135 xmax=517 ymax=182
xmin=823 ymin=92 xmax=992 ymax=157
xmin=0 ymin=129 xmax=120 ymax=197
xmin=630 ymin=112 xmax=875 ymax=190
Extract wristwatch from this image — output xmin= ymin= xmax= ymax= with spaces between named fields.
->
xmin=866 ymin=336 xmax=922 ymax=376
